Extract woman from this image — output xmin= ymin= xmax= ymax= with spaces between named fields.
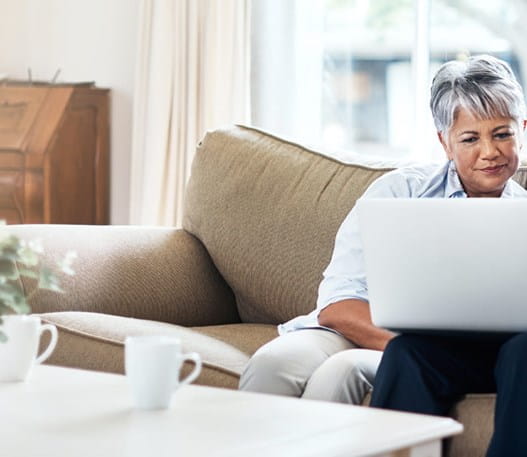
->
xmin=369 ymin=56 xmax=527 ymax=457
xmin=240 ymin=54 xmax=527 ymax=435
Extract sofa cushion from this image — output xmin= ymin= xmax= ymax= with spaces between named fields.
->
xmin=448 ymin=394 xmax=494 ymax=457
xmin=39 ymin=312 xmax=278 ymax=389
xmin=183 ymin=125 xmax=391 ymax=324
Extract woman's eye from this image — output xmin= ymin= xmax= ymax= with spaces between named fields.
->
xmin=496 ymin=132 xmax=513 ymax=139
xmin=462 ymin=137 xmax=477 ymax=143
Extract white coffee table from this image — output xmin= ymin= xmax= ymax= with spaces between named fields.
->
xmin=0 ymin=365 xmax=462 ymax=457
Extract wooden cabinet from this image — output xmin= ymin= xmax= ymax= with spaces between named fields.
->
xmin=0 ymin=83 xmax=109 ymax=224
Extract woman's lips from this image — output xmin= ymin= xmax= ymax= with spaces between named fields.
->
xmin=480 ymin=164 xmax=506 ymax=174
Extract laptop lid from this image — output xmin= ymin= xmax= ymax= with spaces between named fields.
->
xmin=356 ymin=198 xmax=527 ymax=333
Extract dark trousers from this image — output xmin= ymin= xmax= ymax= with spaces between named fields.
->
xmin=370 ymin=332 xmax=527 ymax=457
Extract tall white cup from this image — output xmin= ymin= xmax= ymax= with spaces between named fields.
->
xmin=125 ymin=335 xmax=202 ymax=410
xmin=0 ymin=315 xmax=58 ymax=382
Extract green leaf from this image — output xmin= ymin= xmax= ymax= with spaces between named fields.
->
xmin=27 ymin=239 xmax=44 ymax=254
xmin=0 ymin=282 xmax=25 ymax=305
xmin=9 ymin=302 xmax=30 ymax=314
xmin=16 ymin=241 xmax=40 ymax=267
xmin=0 ymin=285 xmax=29 ymax=314
xmin=57 ymin=250 xmax=77 ymax=276
xmin=0 ymin=236 xmax=22 ymax=261
xmin=17 ymin=267 xmax=39 ymax=279
xmin=38 ymin=268 xmax=64 ymax=293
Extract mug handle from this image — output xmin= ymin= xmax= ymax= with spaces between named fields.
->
xmin=35 ymin=323 xmax=58 ymax=364
xmin=178 ymin=352 xmax=202 ymax=387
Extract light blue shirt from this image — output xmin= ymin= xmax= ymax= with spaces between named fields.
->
xmin=279 ymin=160 xmax=527 ymax=335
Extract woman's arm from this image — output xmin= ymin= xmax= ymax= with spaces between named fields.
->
xmin=318 ymin=298 xmax=396 ymax=351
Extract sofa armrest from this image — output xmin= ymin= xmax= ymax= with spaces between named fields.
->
xmin=8 ymin=225 xmax=240 ymax=326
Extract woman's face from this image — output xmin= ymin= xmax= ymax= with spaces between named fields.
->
xmin=438 ymin=108 xmax=524 ymax=198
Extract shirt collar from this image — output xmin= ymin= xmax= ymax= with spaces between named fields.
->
xmin=500 ymin=181 xmax=516 ymax=198
xmin=445 ymin=161 xmax=467 ymax=198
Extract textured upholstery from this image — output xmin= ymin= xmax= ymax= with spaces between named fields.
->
xmin=11 ymin=125 xmax=527 ymax=457
xmin=184 ymin=126 xmax=391 ymax=323
xmin=449 ymin=395 xmax=494 ymax=456
xmin=10 ymin=225 xmax=239 ymax=326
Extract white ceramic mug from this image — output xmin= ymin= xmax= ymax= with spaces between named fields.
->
xmin=0 ymin=315 xmax=58 ymax=382
xmin=125 ymin=335 xmax=202 ymax=410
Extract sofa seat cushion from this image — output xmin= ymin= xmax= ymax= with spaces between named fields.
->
xmin=449 ymin=394 xmax=494 ymax=457
xmin=39 ymin=312 xmax=278 ymax=389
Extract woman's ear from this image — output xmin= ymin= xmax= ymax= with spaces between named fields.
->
xmin=437 ymin=131 xmax=453 ymax=160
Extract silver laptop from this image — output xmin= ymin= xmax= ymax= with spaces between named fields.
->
xmin=356 ymin=198 xmax=527 ymax=333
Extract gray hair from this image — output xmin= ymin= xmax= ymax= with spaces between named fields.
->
xmin=430 ymin=55 xmax=526 ymax=133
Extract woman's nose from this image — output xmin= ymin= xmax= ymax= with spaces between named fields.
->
xmin=479 ymin=139 xmax=499 ymax=159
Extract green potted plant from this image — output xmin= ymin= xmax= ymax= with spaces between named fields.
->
xmin=0 ymin=223 xmax=76 ymax=342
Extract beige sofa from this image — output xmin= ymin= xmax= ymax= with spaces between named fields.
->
xmin=12 ymin=125 xmax=527 ymax=456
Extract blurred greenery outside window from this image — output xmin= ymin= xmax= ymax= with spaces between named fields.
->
xmin=251 ymin=0 xmax=526 ymax=162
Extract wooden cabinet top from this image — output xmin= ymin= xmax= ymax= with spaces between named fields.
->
xmin=0 ymin=83 xmax=109 ymax=154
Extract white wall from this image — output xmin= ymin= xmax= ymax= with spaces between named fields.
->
xmin=0 ymin=0 xmax=140 ymax=224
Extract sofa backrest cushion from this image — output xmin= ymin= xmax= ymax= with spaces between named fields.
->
xmin=183 ymin=126 xmax=393 ymax=324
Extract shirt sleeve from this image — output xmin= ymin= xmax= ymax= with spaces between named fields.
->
xmin=316 ymin=170 xmax=413 ymax=313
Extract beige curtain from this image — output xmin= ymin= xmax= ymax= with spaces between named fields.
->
xmin=130 ymin=0 xmax=251 ymax=226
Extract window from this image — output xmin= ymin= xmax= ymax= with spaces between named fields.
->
xmin=251 ymin=0 xmax=525 ymax=162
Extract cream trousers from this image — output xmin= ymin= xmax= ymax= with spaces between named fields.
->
xmin=239 ymin=329 xmax=382 ymax=405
